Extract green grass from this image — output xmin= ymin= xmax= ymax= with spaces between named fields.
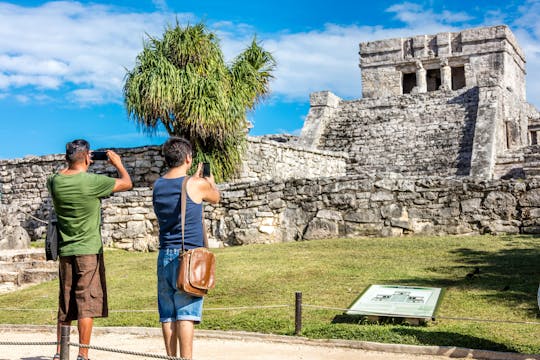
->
xmin=1 ymin=235 xmax=539 ymax=354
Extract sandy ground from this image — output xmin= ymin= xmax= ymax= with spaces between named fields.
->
xmin=0 ymin=325 xmax=538 ymax=360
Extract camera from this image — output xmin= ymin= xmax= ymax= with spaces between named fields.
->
xmin=202 ymin=162 xmax=211 ymax=177
xmin=91 ymin=151 xmax=108 ymax=161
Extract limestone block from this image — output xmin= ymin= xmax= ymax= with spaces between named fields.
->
xmin=390 ymin=218 xmax=412 ymax=230
xmin=445 ymin=224 xmax=476 ymax=235
xmin=381 ymin=204 xmax=402 ymax=219
xmin=309 ymin=91 xmax=341 ymax=108
xmin=460 ymin=198 xmax=482 ymax=213
xmin=268 ymin=199 xmax=285 ymax=209
xmin=371 ymin=191 xmax=394 ymax=202
xmin=381 ymin=227 xmax=404 ymax=237
xmin=345 ymin=222 xmax=383 ymax=237
xmin=0 ymin=226 xmax=31 ymax=250
xmin=316 ymin=209 xmax=343 ymax=221
xmin=303 ymin=218 xmax=339 ymax=240
xmin=128 ymin=207 xmax=150 ymax=215
xmin=232 ymin=228 xmax=264 ymax=245
xmin=125 ymin=221 xmax=147 ymax=238
xmin=482 ymin=220 xmax=520 ymax=235
xmin=522 ymin=226 xmax=540 ymax=234
xmin=258 ymin=225 xmax=275 ymax=235
xmin=521 ymin=207 xmax=540 ymax=220
xmin=344 ymin=209 xmax=380 ymax=223
xmin=519 ymin=189 xmax=540 ymax=207
xmin=483 ymin=191 xmax=517 ymax=219
xmin=410 ymin=219 xmax=435 ymax=234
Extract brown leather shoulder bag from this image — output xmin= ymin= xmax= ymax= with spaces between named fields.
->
xmin=176 ymin=176 xmax=216 ymax=297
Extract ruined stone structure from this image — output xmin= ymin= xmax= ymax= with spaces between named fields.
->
xmin=1 ymin=24 xmax=540 ymax=251
xmin=301 ymin=25 xmax=540 ymax=180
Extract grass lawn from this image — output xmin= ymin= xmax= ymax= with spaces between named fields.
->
xmin=1 ymin=235 xmax=539 ymax=354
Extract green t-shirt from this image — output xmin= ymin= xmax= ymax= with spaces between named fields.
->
xmin=47 ymin=172 xmax=116 ymax=256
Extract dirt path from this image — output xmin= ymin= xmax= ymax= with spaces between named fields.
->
xmin=0 ymin=325 xmax=538 ymax=360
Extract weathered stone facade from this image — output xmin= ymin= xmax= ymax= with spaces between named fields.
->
xmin=300 ymin=25 xmax=540 ymax=180
xmin=317 ymin=88 xmax=478 ymax=177
xmin=209 ymin=175 xmax=540 ymax=244
xmin=91 ymin=176 xmax=540 ymax=250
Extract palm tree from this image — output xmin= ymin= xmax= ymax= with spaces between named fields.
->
xmin=123 ymin=22 xmax=275 ymax=181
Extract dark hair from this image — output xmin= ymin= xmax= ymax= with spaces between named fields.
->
xmin=65 ymin=139 xmax=90 ymax=164
xmin=162 ymin=137 xmax=192 ymax=168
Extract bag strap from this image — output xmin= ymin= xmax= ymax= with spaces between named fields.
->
xmin=180 ymin=176 xmax=209 ymax=253
xmin=180 ymin=176 xmax=189 ymax=254
xmin=201 ymin=204 xmax=209 ymax=248
xmin=49 ymin=174 xmax=58 ymax=221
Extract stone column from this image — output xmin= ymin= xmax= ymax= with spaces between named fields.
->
xmin=440 ymin=58 xmax=452 ymax=91
xmin=415 ymin=60 xmax=427 ymax=93
xmin=299 ymin=91 xmax=342 ymax=149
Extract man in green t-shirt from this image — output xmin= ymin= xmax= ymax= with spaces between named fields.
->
xmin=47 ymin=139 xmax=132 ymax=360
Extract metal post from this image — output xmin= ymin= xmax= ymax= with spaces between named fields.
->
xmin=295 ymin=291 xmax=302 ymax=336
xmin=60 ymin=325 xmax=70 ymax=360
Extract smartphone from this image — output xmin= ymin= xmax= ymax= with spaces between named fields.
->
xmin=202 ymin=162 xmax=211 ymax=177
xmin=91 ymin=151 xmax=108 ymax=161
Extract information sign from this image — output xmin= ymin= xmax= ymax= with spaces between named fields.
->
xmin=346 ymin=284 xmax=444 ymax=320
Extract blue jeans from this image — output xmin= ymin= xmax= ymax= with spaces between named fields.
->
xmin=157 ymin=249 xmax=204 ymax=323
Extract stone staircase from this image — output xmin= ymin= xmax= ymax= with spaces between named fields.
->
xmin=0 ymin=249 xmax=58 ymax=293
xmin=523 ymin=145 xmax=540 ymax=177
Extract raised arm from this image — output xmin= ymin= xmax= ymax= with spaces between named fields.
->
xmin=107 ymin=150 xmax=133 ymax=193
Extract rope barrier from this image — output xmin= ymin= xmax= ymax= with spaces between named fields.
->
xmin=1 ymin=304 xmax=539 ymax=326
xmin=0 ymin=305 xmax=291 ymax=313
xmin=0 ymin=341 xmax=57 ymax=346
xmin=204 ymin=305 xmax=290 ymax=311
xmin=72 ymin=342 xmax=187 ymax=360
xmin=303 ymin=304 xmax=349 ymax=311
xmin=25 ymin=213 xmax=48 ymax=224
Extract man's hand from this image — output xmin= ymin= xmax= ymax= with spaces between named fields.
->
xmin=193 ymin=162 xmax=203 ymax=178
xmin=107 ymin=150 xmax=123 ymax=169
xmin=190 ymin=162 xmax=219 ymax=204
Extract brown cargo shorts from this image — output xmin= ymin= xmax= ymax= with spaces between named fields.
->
xmin=58 ymin=253 xmax=108 ymax=322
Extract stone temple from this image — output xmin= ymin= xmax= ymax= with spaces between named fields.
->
xmin=2 ymin=24 xmax=540 ymax=252
xmin=300 ymin=24 xmax=540 ymax=180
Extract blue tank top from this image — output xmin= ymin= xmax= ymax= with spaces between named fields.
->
xmin=152 ymin=176 xmax=204 ymax=250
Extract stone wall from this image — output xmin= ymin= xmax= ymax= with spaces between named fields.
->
xmin=66 ymin=174 xmax=540 ymax=250
xmin=208 ymin=175 xmax=540 ymax=246
xmin=237 ymin=137 xmax=347 ymax=182
xmin=317 ymin=87 xmax=478 ymax=177
xmin=0 ymin=138 xmax=346 ymax=240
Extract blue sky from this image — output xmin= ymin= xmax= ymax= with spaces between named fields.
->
xmin=1 ymin=0 xmax=540 ymax=158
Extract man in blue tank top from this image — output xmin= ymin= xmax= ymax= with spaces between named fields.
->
xmin=152 ymin=137 xmax=220 ymax=359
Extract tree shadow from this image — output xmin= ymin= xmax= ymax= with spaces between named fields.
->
xmin=331 ymin=315 xmax=516 ymax=354
xmin=387 ymin=235 xmax=540 ymax=316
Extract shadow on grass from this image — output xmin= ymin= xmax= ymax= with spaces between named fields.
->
xmin=390 ymin=327 xmax=513 ymax=353
xmin=331 ymin=315 xmax=512 ymax=351
xmin=390 ymin=235 xmax=540 ymax=315
xmin=309 ymin=317 xmax=515 ymax=353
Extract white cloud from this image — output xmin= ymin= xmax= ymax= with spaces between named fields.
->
xmin=0 ymin=0 xmax=539 ymax=112
xmin=0 ymin=1 xmax=193 ymax=104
